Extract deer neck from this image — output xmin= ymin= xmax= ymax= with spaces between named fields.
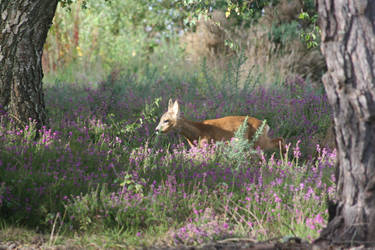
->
xmin=176 ymin=117 xmax=204 ymax=145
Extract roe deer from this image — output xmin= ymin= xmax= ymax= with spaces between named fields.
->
xmin=155 ymin=99 xmax=285 ymax=151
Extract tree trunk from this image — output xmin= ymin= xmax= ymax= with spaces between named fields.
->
xmin=316 ymin=0 xmax=375 ymax=246
xmin=0 ymin=0 xmax=58 ymax=129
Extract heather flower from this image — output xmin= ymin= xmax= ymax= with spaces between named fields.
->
xmin=314 ymin=213 xmax=325 ymax=225
xmin=170 ymin=208 xmax=232 ymax=245
xmin=293 ymin=140 xmax=302 ymax=159
xmin=0 ymin=63 xmax=335 ymax=244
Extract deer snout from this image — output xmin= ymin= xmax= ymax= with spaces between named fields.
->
xmin=155 ymin=124 xmax=162 ymax=134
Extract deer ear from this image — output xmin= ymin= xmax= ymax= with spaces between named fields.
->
xmin=168 ymin=99 xmax=174 ymax=110
xmin=171 ymin=100 xmax=180 ymax=117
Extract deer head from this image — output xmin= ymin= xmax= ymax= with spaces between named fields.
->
xmin=155 ymin=99 xmax=180 ymax=134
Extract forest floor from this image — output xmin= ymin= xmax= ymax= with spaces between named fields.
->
xmin=0 ymin=236 xmax=333 ymax=250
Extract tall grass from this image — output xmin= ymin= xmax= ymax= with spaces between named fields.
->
xmin=0 ymin=49 xmax=334 ymax=247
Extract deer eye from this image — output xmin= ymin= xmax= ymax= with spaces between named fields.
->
xmin=164 ymin=119 xmax=169 ymax=123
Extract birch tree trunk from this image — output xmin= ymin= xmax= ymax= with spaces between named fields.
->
xmin=0 ymin=0 xmax=58 ymax=129
xmin=317 ymin=0 xmax=375 ymax=246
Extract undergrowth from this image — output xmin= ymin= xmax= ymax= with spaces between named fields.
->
xmin=0 ymin=1 xmax=333 ymax=247
xmin=0 ymin=52 xmax=334 ymax=248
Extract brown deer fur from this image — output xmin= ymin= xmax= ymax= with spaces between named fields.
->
xmin=155 ymin=99 xmax=285 ymax=151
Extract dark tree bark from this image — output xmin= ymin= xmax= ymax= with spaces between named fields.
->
xmin=0 ymin=0 xmax=58 ymax=129
xmin=316 ymin=0 xmax=375 ymax=246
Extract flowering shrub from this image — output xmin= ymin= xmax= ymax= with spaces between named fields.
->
xmin=170 ymin=208 xmax=233 ymax=245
